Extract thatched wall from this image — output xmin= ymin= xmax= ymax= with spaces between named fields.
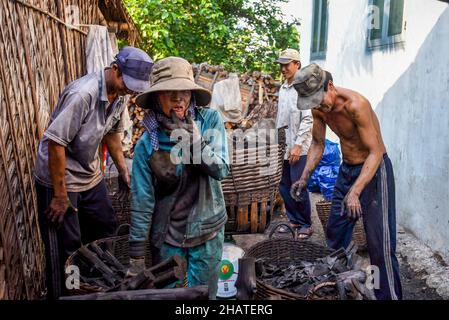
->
xmin=0 ymin=0 xmax=137 ymax=299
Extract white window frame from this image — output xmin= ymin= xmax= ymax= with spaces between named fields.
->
xmin=311 ymin=0 xmax=329 ymax=60
xmin=367 ymin=0 xmax=407 ymax=50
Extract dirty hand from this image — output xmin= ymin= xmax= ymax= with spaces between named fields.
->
xmin=117 ymin=169 xmax=131 ymax=201
xmin=288 ymin=145 xmax=301 ymax=165
xmin=126 ymin=257 xmax=145 ymax=277
xmin=343 ymin=190 xmax=362 ymax=219
xmin=290 ymin=179 xmax=308 ymax=202
xmin=185 ymin=113 xmax=202 ymax=145
xmin=46 ymin=196 xmax=75 ymax=226
xmin=170 ymin=111 xmax=202 ymax=146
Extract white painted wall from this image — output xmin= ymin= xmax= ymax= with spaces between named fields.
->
xmin=288 ymin=0 xmax=449 ymax=259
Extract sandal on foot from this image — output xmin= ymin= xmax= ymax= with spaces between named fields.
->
xmin=296 ymin=226 xmax=313 ymax=240
xmin=278 ymin=223 xmax=300 ymax=233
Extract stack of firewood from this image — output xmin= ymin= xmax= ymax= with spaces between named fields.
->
xmin=192 ymin=63 xmax=281 ymax=129
xmin=125 ymin=64 xmax=282 ymax=154
xmin=243 ymin=71 xmax=280 ymax=123
xmin=126 ymin=98 xmax=145 ymax=157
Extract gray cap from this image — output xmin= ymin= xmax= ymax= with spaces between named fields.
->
xmin=293 ymin=63 xmax=327 ymax=110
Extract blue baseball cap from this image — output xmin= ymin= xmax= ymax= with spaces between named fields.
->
xmin=115 ymin=46 xmax=153 ymax=93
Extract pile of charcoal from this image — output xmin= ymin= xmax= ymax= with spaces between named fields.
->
xmin=69 ymin=241 xmax=187 ymax=294
xmin=255 ymin=243 xmax=376 ymax=300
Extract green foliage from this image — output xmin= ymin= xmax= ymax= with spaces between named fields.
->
xmin=124 ymin=0 xmax=300 ymax=76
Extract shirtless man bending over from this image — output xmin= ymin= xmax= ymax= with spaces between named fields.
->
xmin=290 ymin=63 xmax=402 ymax=300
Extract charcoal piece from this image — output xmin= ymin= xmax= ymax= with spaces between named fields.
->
xmin=312 ymin=264 xmax=330 ymax=277
xmin=255 ymin=259 xmax=266 ymax=277
xmin=89 ymin=243 xmax=126 ymax=276
xmin=292 ymin=282 xmax=313 ymax=297
xmin=345 ymin=242 xmax=358 ymax=269
xmin=332 ymin=261 xmax=349 ymax=274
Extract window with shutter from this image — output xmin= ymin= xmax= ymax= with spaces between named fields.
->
xmin=311 ymin=0 xmax=328 ymax=59
xmin=368 ymin=0 xmax=406 ymax=49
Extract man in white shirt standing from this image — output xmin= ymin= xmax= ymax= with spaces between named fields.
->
xmin=276 ymin=49 xmax=314 ymax=238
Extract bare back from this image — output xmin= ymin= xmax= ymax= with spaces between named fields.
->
xmin=314 ymin=88 xmax=386 ymax=165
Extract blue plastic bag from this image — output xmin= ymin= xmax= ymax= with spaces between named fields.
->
xmin=320 ymin=140 xmax=341 ymax=166
xmin=307 ymin=139 xmax=342 ymax=200
xmin=318 ymin=165 xmax=340 ymax=201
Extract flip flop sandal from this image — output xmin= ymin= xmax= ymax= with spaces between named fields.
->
xmin=296 ymin=226 xmax=314 ymax=240
xmin=277 ymin=223 xmax=300 ymax=233
xmin=277 ymin=225 xmax=292 ymax=233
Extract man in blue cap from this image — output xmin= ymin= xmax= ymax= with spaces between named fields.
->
xmin=34 ymin=46 xmax=153 ymax=299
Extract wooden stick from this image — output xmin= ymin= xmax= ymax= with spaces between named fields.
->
xmin=250 ymin=201 xmax=258 ymax=233
xmin=235 ymin=258 xmax=257 ymax=300
xmin=259 ymin=198 xmax=267 ymax=233
xmin=55 ymin=0 xmax=71 ymax=84
xmin=60 ymin=286 xmax=209 ymax=300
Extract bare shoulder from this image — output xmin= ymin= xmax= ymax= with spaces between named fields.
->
xmin=343 ymin=89 xmax=372 ymax=120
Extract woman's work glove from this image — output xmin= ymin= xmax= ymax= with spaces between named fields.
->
xmin=169 ymin=111 xmax=203 ymax=147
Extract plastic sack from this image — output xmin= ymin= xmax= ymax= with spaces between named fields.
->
xmin=320 ymin=139 xmax=341 ymax=166
xmin=210 ymin=73 xmax=243 ymax=123
xmin=318 ymin=165 xmax=340 ymax=201
xmin=307 ymin=139 xmax=342 ymax=199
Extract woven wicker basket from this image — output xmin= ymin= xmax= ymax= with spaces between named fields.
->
xmin=64 ymin=234 xmax=152 ymax=296
xmin=244 ymin=223 xmax=338 ymax=300
xmin=316 ymin=200 xmax=367 ymax=249
xmin=222 ymin=127 xmax=286 ymax=234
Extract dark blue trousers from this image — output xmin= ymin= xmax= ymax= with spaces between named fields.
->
xmin=326 ymin=154 xmax=402 ymax=300
xmin=36 ymin=179 xmax=117 ymax=299
xmin=279 ymin=156 xmax=312 ymax=228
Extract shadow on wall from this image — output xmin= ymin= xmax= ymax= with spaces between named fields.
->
xmin=375 ymin=6 xmax=449 ymax=259
xmin=335 ymin=0 xmax=375 ymax=77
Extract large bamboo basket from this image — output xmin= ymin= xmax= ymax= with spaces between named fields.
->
xmin=222 ymin=127 xmax=286 ymax=234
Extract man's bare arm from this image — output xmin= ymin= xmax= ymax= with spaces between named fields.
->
xmin=48 ymin=140 xmax=67 ymax=198
xmin=104 ymin=133 xmax=128 ymax=174
xmin=290 ymin=111 xmax=326 ymax=200
xmin=47 ymin=140 xmax=71 ymax=224
xmin=300 ymin=111 xmax=326 ymax=181
xmin=103 ymin=133 xmax=131 ymax=190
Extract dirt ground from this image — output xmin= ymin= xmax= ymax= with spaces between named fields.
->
xmin=231 ymin=193 xmax=442 ymax=300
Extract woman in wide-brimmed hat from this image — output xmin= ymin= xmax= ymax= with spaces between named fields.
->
xmin=127 ymin=57 xmax=229 ymax=299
